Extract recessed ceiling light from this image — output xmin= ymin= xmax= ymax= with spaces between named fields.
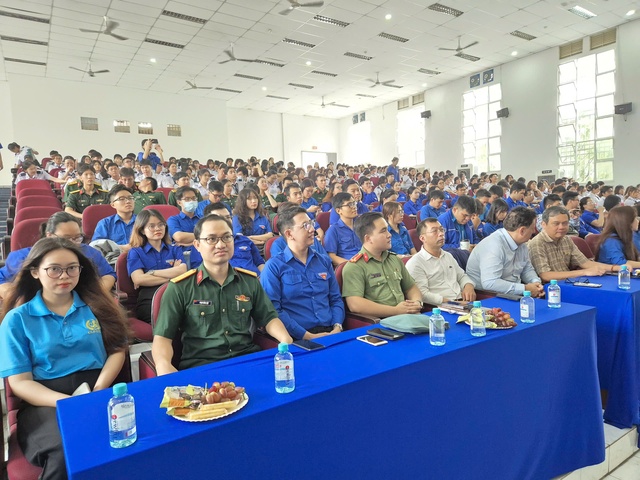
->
xmin=568 ymin=5 xmax=597 ymax=19
xmin=511 ymin=51 xmax=518 ymax=56
xmin=306 ymin=60 xmax=311 ymax=66
xmin=150 ymin=58 xmax=157 ymax=63
xmin=262 ymin=86 xmax=267 ymax=91
xmin=626 ymin=9 xmax=636 ymax=16
xmin=422 ymin=83 xmax=427 ymax=87
xmin=385 ymin=14 xmax=392 ymax=20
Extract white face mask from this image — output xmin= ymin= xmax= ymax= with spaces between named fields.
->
xmin=183 ymin=201 xmax=198 ymax=213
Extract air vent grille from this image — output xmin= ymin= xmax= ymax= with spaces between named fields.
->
xmin=289 ymin=83 xmax=314 ymax=89
xmin=455 ymin=52 xmax=480 ymax=62
xmin=412 ymin=93 xmax=425 ymax=105
xmin=144 ymin=38 xmax=185 ymax=49
xmin=378 ymin=32 xmax=409 ymax=43
xmin=510 ymin=30 xmax=536 ymax=41
xmin=344 ymin=52 xmax=373 ymax=60
xmin=590 ymin=28 xmax=616 ymax=50
xmin=283 ymin=38 xmax=316 ymax=48
xmin=0 ymin=36 xmax=47 ymax=46
xmin=418 ymin=68 xmax=440 ymax=75
xmin=313 ymin=15 xmax=350 ymax=27
xmin=559 ymin=39 xmax=583 ymax=59
xmin=161 ymin=10 xmax=207 ymax=24
xmin=397 ymin=98 xmax=410 ymax=110
xmin=311 ymin=70 xmax=338 ymax=77
xmin=427 ymin=3 xmax=464 ymax=17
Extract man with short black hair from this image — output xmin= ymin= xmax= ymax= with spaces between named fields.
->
xmin=168 ymin=172 xmax=202 ymax=207
xmin=167 ymin=186 xmax=203 ymax=267
xmin=196 ymin=180 xmax=226 ymax=216
xmin=506 ymin=182 xmax=527 ymax=210
xmin=92 ymin=185 xmax=136 ymax=253
xmin=419 ymin=189 xmax=446 ymax=220
xmin=467 ymin=207 xmax=544 ymax=296
xmin=65 ymin=164 xmax=110 ymax=218
xmin=138 ymin=139 xmax=164 ymax=171
xmin=438 ymin=195 xmax=479 ymax=250
xmin=342 ymin=212 xmax=423 ymax=317
xmin=134 ymin=176 xmax=166 ymax=214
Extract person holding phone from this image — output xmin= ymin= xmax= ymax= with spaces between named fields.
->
xmin=138 ymin=138 xmax=164 ymax=171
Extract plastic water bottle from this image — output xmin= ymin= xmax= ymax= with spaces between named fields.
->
xmin=520 ymin=291 xmax=535 ymax=323
xmin=274 ymin=343 xmax=295 ymax=393
xmin=470 ymin=301 xmax=486 ymax=337
xmin=108 ymin=383 xmax=137 ymax=448
xmin=548 ymin=280 xmax=561 ymax=308
xmin=429 ymin=308 xmax=446 ymax=346
xmin=618 ymin=265 xmax=631 ymax=290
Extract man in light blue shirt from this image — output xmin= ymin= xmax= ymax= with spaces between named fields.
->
xmin=466 ymin=207 xmax=544 ymax=297
xmin=261 ymin=207 xmax=344 ymax=340
xmin=92 ymin=185 xmax=136 ymax=252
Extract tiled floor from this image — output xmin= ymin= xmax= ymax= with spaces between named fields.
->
xmin=605 ymin=450 xmax=640 ymax=480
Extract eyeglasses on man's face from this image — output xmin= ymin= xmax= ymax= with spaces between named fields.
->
xmin=198 ymin=234 xmax=234 ymax=245
xmin=293 ymin=222 xmax=315 ymax=232
xmin=114 ymin=196 xmax=135 ymax=203
xmin=340 ymin=202 xmax=357 ymax=209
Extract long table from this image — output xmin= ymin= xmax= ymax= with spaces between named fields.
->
xmin=58 ymin=298 xmax=604 ymax=480
xmin=558 ymin=275 xmax=640 ymax=428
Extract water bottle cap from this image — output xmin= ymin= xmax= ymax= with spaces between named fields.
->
xmin=278 ymin=342 xmax=289 ymax=353
xmin=523 ymin=291 xmax=531 ymax=297
xmin=113 ymin=383 xmax=127 ymax=396
xmin=620 ymin=265 xmax=628 ymax=271
xmin=472 ymin=301 xmax=482 ymax=307
xmin=550 ymin=279 xmax=558 ymax=285
xmin=432 ymin=308 xmax=441 ymax=315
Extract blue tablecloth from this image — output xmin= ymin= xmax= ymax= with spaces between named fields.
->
xmin=57 ymin=298 xmax=604 ymax=480
xmin=552 ymin=275 xmax=640 ymax=428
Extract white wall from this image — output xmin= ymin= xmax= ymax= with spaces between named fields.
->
xmin=0 ymin=81 xmax=15 ymax=185
xmin=282 ymin=113 xmax=339 ymax=166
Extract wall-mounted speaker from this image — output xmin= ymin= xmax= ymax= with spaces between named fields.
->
xmin=496 ymin=107 xmax=509 ymax=118
xmin=421 ymin=110 xmax=431 ymax=119
xmin=615 ymin=103 xmax=632 ymax=114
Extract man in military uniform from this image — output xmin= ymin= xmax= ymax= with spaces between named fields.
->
xmin=342 ymin=212 xmax=423 ymax=318
xmin=133 ymin=176 xmax=167 ymax=214
xmin=64 ymin=164 xmax=109 ymax=218
xmin=168 ymin=172 xmax=202 ymax=207
xmin=151 ymin=214 xmax=292 ymax=375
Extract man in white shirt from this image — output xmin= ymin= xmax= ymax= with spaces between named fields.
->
xmin=406 ymin=218 xmax=475 ymax=306
xmin=8 ymin=142 xmax=38 ymax=167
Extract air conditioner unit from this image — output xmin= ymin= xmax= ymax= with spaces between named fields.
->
xmin=537 ymin=169 xmax=557 ymax=184
xmin=458 ymin=164 xmax=474 ymax=180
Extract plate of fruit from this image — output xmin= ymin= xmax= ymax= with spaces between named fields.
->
xmin=456 ymin=307 xmax=517 ymax=329
xmin=160 ymin=381 xmax=248 ymax=422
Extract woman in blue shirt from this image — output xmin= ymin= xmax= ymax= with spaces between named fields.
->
xmin=0 ymin=237 xmax=129 ymax=478
xmin=127 ymin=209 xmax=187 ymax=323
xmin=579 ymin=197 xmax=604 ymax=231
xmin=403 ymin=186 xmax=422 ymax=216
xmin=321 ymin=181 xmax=343 ymax=212
xmin=483 ymin=198 xmax=508 ymax=237
xmin=383 ymin=201 xmax=416 ymax=256
xmin=232 ymin=188 xmax=273 ymax=248
xmin=300 ymin=179 xmax=320 ymax=219
xmin=595 ymin=206 xmax=640 ymax=268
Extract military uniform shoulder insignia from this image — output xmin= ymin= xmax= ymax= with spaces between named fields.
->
xmin=170 ymin=268 xmax=197 ymax=283
xmin=388 ymin=251 xmax=398 ymax=255
xmin=350 ymin=253 xmax=363 ymax=263
xmin=69 ymin=189 xmax=80 ymax=194
xmin=234 ymin=267 xmax=258 ymax=277
xmin=98 ymin=188 xmax=108 ymax=193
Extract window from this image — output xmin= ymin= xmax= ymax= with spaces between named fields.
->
xmin=397 ymin=107 xmax=425 ymax=167
xmin=167 ymin=124 xmax=182 ymax=137
xmin=138 ymin=122 xmax=153 ymax=135
xmin=80 ymin=117 xmax=98 ymax=131
xmin=557 ymin=49 xmax=615 ymax=182
xmin=462 ymin=84 xmax=502 ymax=172
xmin=113 ymin=120 xmax=130 ymax=133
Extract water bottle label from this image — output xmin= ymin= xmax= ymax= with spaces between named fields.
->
xmin=520 ymin=305 xmax=529 ymax=317
xmin=275 ymin=360 xmax=294 ymax=381
xmin=110 ymin=402 xmax=136 ymax=432
xmin=549 ymin=291 xmax=560 ymax=302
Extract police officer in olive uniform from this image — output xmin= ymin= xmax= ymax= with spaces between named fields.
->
xmin=151 ymin=214 xmax=292 ymax=375
xmin=64 ymin=164 xmax=109 ymax=218
xmin=341 ymin=212 xmax=423 ymax=318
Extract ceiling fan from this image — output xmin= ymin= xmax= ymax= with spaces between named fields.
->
xmin=279 ymin=0 xmax=325 ymax=16
xmin=79 ymin=16 xmax=128 ymax=41
xmin=218 ymin=44 xmax=255 ymax=64
xmin=69 ymin=62 xmax=109 ymax=77
xmin=184 ymin=80 xmax=212 ymax=90
xmin=367 ymin=72 xmax=396 ymax=88
xmin=439 ymin=35 xmax=478 ymax=53
xmin=319 ymin=96 xmax=349 ymax=108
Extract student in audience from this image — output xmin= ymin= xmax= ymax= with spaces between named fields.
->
xmin=127 ymin=209 xmax=187 ymax=323
xmin=406 ymin=218 xmax=476 ymax=306
xmin=466 ymin=207 xmax=544 ymax=297
xmin=260 ymin=206 xmax=344 ymax=340
xmin=232 ymin=187 xmax=274 ymax=247
xmin=220 ymin=179 xmax=237 ymax=211
xmin=194 ymin=169 xmax=211 ymax=197
xmin=0 ymin=212 xmax=116 ymax=298
xmin=562 ymin=190 xmax=594 ymax=237
xmin=505 ymin=182 xmax=527 ymax=210
xmin=202 ymin=203 xmax=265 ymax=275
xmin=383 ymin=201 xmax=416 ymax=256
xmin=419 ymin=189 xmax=446 ymax=220
xmin=528 ymin=206 xmax=618 ymax=281
xmin=65 ymin=164 xmax=110 ymax=219
xmin=603 ymin=194 xmax=622 ymax=212
xmin=138 ymin=139 xmax=164 ymax=170
xmin=580 ymin=196 xmax=605 ymax=230
xmin=256 ymin=177 xmax=279 ymax=214
xmin=194 ymin=179 xmax=224 ymax=216
xmin=0 ymin=237 xmax=129 ymax=478
xmin=321 ymin=181 xmax=343 ymax=212
xmin=100 ymin=162 xmax=121 ymax=191
xmin=361 ymin=176 xmax=378 ymax=206
xmin=537 ymin=193 xmax=562 ymax=231
xmin=438 ymin=195 xmax=479 ymax=250
xmin=134 ymin=159 xmax=158 ymax=182
xmin=167 ymin=186 xmax=202 ymax=264
xmin=312 ymin=172 xmax=329 ymax=204
xmin=15 ymin=160 xmax=68 ymax=185
xmin=158 ymin=162 xmax=178 ymax=188
xmin=393 ymin=181 xmax=407 ymax=202
xmin=596 ymin=185 xmax=613 ymax=207
xmin=594 ymin=206 xmax=640 ymax=268
xmin=623 ymin=187 xmax=640 ymax=206
xmin=92 ymin=185 xmax=136 ymax=253
xmin=328 ymin=180 xmax=368 ymax=223
xmin=403 ymin=186 xmax=422 ymax=216
xmin=151 ymin=214 xmax=292 ymax=375
xmin=342 ymin=212 xmax=423 ymax=317
xmin=324 ymin=193 xmax=363 ymax=266
xmin=133 ymin=176 xmax=167 ymax=214
xmin=482 ymin=198 xmax=509 ymax=237
xmin=300 ymin=179 xmax=320 ymax=219
xmin=372 ymin=188 xmax=399 ymax=213
xmin=168 ymin=172 xmax=202 ymax=207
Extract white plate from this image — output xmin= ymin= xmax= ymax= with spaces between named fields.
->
xmin=171 ymin=393 xmax=249 ymax=422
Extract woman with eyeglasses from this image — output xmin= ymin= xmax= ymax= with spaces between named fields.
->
xmin=0 ymin=212 xmax=116 ymax=299
xmin=127 ymin=209 xmax=187 ymax=323
xmin=594 ymin=206 xmax=640 ymax=269
xmin=232 ymin=188 xmax=273 ymax=248
xmin=0 ymin=237 xmax=130 ymax=479
xmin=383 ymin=201 xmax=417 ymax=256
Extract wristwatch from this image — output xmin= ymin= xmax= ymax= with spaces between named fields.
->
xmin=148 ymin=270 xmax=155 ymax=276
xmin=333 ymin=323 xmax=343 ymax=332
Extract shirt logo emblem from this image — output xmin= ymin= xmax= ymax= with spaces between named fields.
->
xmin=85 ymin=319 xmax=101 ymax=334
xmin=318 ymin=272 xmax=327 ymax=280
xmin=235 ymin=295 xmax=251 ymax=302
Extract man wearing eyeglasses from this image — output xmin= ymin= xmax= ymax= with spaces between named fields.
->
xmin=168 ymin=172 xmax=203 ymax=207
xmin=406 ymin=218 xmax=476 ymax=306
xmin=92 ymin=185 xmax=137 ymax=254
xmin=152 ymin=214 xmax=292 ymax=375
xmin=195 ymin=180 xmax=226 ymax=217
xmin=260 ymin=206 xmax=344 ymax=340
xmin=324 ymin=193 xmax=363 ymax=267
